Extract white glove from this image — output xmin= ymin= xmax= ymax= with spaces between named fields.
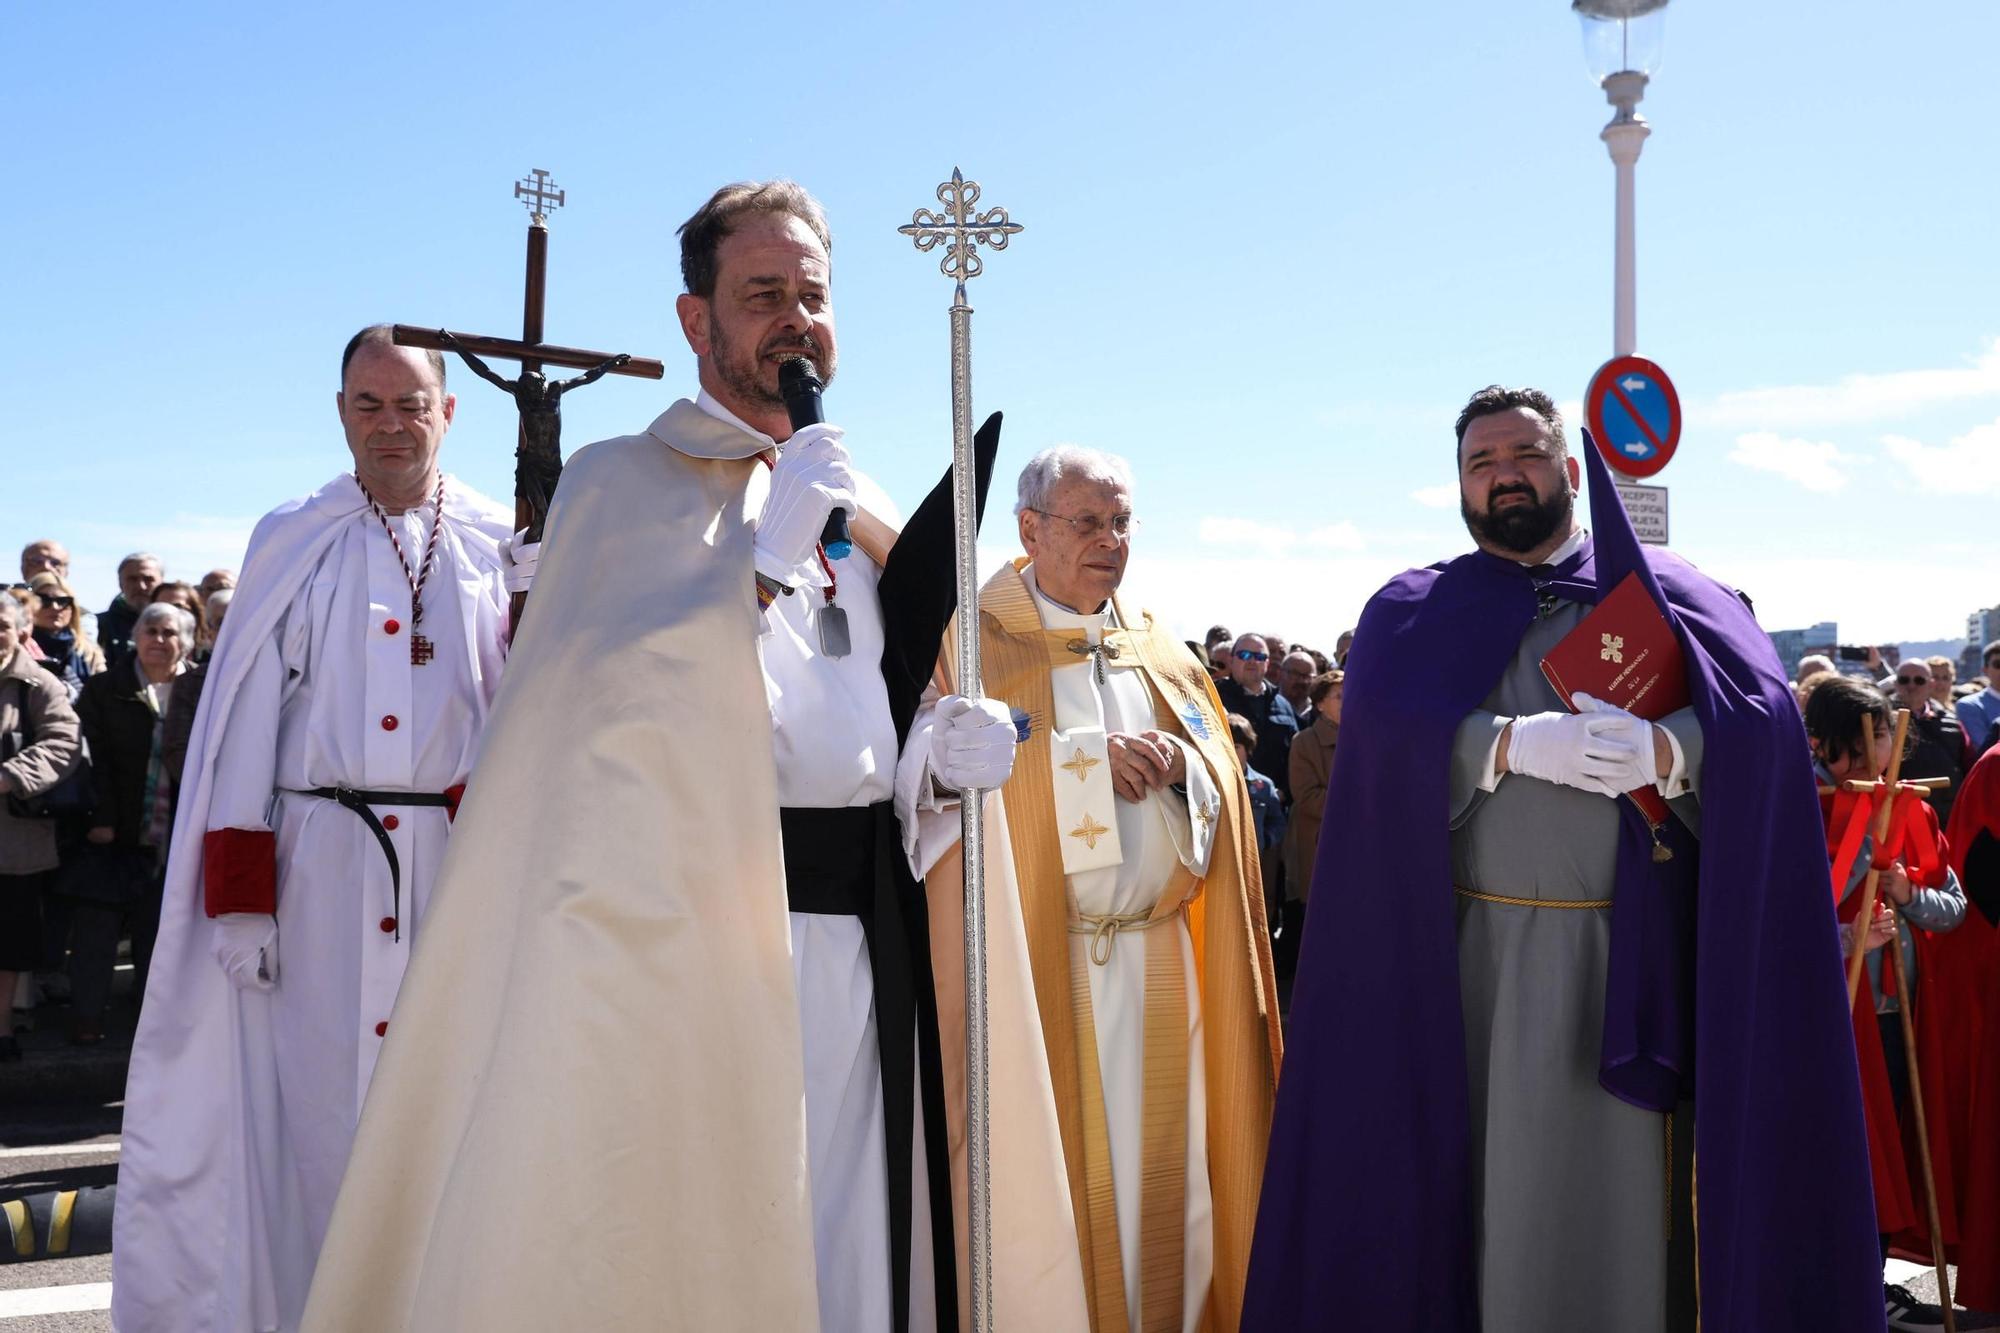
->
xmin=930 ymin=695 xmax=1019 ymax=792
xmin=1571 ymin=693 xmax=1658 ymax=794
xmin=1505 ymin=705 xmax=1642 ymax=797
xmin=754 ymin=423 xmax=854 ymax=591
xmin=503 ymin=527 xmax=541 ymax=595
xmin=212 ymin=913 xmax=278 ymax=992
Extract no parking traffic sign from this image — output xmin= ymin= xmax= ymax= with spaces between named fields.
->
xmin=1585 ymin=355 xmax=1680 ymax=479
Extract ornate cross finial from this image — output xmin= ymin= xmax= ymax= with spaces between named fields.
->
xmin=514 ymin=168 xmax=565 ymax=224
xmin=898 ymin=168 xmax=1023 ymax=307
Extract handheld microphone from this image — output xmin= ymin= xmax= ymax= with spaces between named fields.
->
xmin=777 ymin=357 xmax=852 ymax=560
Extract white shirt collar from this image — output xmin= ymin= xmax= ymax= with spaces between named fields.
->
xmin=1022 ymin=563 xmax=1119 ymax=631
xmin=694 ymin=388 xmax=777 ymax=451
xmin=1515 ymin=525 xmax=1589 ymax=568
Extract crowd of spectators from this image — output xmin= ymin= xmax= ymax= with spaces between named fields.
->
xmin=1189 ymin=622 xmax=1351 ymax=981
xmin=1 ymin=538 xmax=233 ymax=1060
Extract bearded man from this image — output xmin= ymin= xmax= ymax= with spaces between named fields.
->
xmin=1245 ymin=385 xmax=1882 ymax=1332
xmin=302 ymin=180 xmax=1012 ymax=1332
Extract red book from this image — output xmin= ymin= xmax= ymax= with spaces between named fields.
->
xmin=1539 ymin=571 xmax=1691 ymax=831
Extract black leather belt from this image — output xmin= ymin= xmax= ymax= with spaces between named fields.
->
xmin=775 ymin=800 xmax=941 ymax=1333
xmin=290 ymin=786 xmax=460 ymax=941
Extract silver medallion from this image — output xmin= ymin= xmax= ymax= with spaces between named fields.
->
xmin=818 ymin=603 xmax=852 ymax=659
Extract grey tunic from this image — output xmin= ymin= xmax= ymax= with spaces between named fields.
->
xmin=1449 ymin=599 xmax=1704 ymax=1333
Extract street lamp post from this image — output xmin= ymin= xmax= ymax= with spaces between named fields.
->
xmin=1575 ymin=0 xmax=1668 ymax=358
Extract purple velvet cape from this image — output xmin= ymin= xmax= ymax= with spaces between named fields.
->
xmin=1241 ymin=441 xmax=1885 ymax=1332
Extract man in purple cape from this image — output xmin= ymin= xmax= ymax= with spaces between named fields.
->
xmin=1243 ymin=387 xmax=1883 ymax=1331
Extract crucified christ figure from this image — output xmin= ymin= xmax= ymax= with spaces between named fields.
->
xmin=432 ymin=329 xmax=631 ymax=536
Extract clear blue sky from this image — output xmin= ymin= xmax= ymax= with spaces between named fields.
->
xmin=6 ymin=1 xmax=1995 ymax=654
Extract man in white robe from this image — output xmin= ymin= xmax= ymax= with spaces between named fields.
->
xmin=298 ymin=181 xmax=1017 ymax=1332
xmin=111 ymin=328 xmax=520 ymax=1333
xmin=898 ymin=447 xmax=1282 ymax=1333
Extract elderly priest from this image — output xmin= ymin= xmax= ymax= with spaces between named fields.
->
xmin=898 ymin=445 xmax=1283 ymax=1333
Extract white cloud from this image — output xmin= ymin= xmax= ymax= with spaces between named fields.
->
xmin=1410 ymin=483 xmax=1459 ymax=509
xmin=1726 ymin=432 xmax=1862 ymax=493
xmin=1693 ymin=340 xmax=2000 ymax=431
xmin=1881 ymin=418 xmax=2000 ymax=497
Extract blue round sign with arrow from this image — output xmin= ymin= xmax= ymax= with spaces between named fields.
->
xmin=1585 ymin=354 xmax=1681 ymax=479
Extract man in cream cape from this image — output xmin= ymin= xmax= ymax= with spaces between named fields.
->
xmin=897 ymin=447 xmax=1283 ymax=1333
xmin=301 ymin=181 xmax=1015 ymax=1332
xmin=112 ymin=329 xmax=519 ymax=1332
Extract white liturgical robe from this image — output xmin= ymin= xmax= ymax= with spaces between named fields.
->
xmin=699 ymin=390 xmax=933 ymax=1333
xmin=900 ymin=564 xmax=1222 ymax=1332
xmin=113 ymin=473 xmax=512 ymax=1333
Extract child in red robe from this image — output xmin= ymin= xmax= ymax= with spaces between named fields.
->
xmin=1806 ymin=677 xmax=1967 ymax=1331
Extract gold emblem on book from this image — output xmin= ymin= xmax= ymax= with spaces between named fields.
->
xmin=1600 ymin=633 xmax=1625 ymax=665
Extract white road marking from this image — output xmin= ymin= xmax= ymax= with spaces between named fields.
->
xmin=0 ymin=1281 xmax=112 ymax=1316
xmin=0 ymin=1142 xmax=120 ymax=1160
xmin=1886 ymin=1257 xmax=1934 ymax=1286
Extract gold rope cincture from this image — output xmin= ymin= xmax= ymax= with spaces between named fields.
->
xmin=1452 ymin=886 xmax=1612 ymax=910
xmin=1070 ymin=909 xmax=1171 ymax=966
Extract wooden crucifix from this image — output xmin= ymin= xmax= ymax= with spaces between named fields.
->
xmin=394 ymin=168 xmax=666 ymax=627
xmin=1832 ymin=708 xmax=1959 ymax=1331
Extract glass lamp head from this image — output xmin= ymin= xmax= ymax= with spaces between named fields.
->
xmin=1574 ymin=0 xmax=1667 ymax=83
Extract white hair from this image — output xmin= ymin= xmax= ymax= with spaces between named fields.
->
xmin=1797 ymin=653 xmax=1837 ymax=678
xmin=0 ymin=595 xmax=25 ymax=631
xmin=137 ymin=601 xmax=195 ymax=645
xmin=205 ymin=588 xmax=233 ymax=617
xmin=1014 ymin=446 xmax=1135 ymax=516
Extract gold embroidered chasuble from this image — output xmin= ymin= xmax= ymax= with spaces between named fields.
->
xmin=927 ymin=559 xmax=1282 ymax=1333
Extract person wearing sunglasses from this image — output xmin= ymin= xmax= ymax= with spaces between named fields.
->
xmin=1214 ymin=633 xmax=1299 ymax=805
xmin=1891 ymin=659 xmax=1969 ymax=827
xmin=25 ymin=571 xmax=103 ymax=700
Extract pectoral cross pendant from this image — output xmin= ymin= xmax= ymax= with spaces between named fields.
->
xmin=410 ymin=632 xmax=435 ymax=666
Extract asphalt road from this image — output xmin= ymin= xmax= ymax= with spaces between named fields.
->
xmin=1 ymin=971 xmax=129 ymax=1332
xmin=6 ymin=967 xmax=1999 ymax=1331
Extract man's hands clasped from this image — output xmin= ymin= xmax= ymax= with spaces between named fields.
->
xmin=1108 ymin=731 xmax=1187 ymax=803
xmin=1504 ymin=693 xmax=1657 ymax=797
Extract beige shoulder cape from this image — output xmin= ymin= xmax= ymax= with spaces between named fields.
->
xmin=301 ymin=402 xmax=821 ymax=1331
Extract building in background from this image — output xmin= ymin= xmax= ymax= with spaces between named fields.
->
xmin=1769 ymin=621 xmax=1838 ymax=679
xmin=1966 ymin=607 xmax=2000 ymax=678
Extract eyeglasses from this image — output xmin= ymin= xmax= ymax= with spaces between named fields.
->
xmin=1896 ymin=675 xmax=1929 ymax=686
xmin=1233 ymin=650 xmax=1269 ymax=663
xmin=39 ymin=595 xmax=74 ymax=610
xmin=1027 ymin=508 xmax=1140 ymax=541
